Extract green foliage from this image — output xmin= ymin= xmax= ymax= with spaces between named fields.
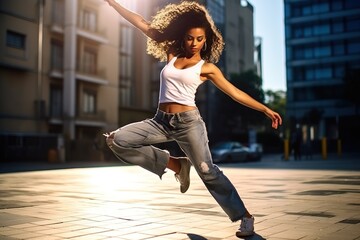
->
xmin=265 ymin=89 xmax=286 ymax=119
xmin=217 ymin=70 xmax=266 ymax=132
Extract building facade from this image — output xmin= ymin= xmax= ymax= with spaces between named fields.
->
xmin=284 ymin=0 xmax=360 ymax=152
xmin=196 ymin=0 xmax=257 ymax=139
xmin=0 ymin=0 xmax=259 ymax=161
xmin=0 ymin=0 xmax=157 ymax=161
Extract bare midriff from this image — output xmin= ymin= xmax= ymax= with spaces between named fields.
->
xmin=158 ymin=102 xmax=197 ymax=113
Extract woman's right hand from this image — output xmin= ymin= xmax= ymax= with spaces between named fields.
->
xmin=103 ymin=1 xmax=161 ymax=41
xmin=264 ymin=108 xmax=282 ymax=129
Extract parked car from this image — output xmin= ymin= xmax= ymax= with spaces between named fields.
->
xmin=211 ymin=141 xmax=249 ymax=163
xmin=210 ymin=141 xmax=263 ymax=163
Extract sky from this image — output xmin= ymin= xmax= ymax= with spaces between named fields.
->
xmin=247 ymin=0 xmax=286 ymax=91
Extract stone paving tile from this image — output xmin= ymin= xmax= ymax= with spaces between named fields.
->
xmin=0 ymin=236 xmax=20 ymax=240
xmin=8 ymin=231 xmax=45 ymax=239
xmin=0 ymin=160 xmax=359 ymax=240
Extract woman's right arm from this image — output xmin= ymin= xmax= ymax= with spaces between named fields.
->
xmin=105 ymin=0 xmax=159 ymax=40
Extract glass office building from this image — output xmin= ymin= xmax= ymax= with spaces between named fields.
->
xmin=285 ymin=0 xmax=360 ymax=152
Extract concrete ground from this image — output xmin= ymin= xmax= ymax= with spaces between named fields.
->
xmin=0 ymin=154 xmax=359 ymax=240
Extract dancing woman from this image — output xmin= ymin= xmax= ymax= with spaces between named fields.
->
xmin=104 ymin=1 xmax=282 ymax=237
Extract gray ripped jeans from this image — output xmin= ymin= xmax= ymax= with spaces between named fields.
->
xmin=107 ymin=108 xmax=247 ymax=222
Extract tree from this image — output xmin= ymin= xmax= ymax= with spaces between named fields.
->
xmin=265 ymin=90 xmax=286 ymax=119
xmin=217 ymin=70 xmax=265 ymax=134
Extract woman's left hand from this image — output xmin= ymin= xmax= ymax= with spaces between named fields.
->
xmin=264 ymin=108 xmax=282 ymax=129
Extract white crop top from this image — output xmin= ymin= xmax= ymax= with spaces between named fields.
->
xmin=159 ymin=56 xmax=205 ymax=106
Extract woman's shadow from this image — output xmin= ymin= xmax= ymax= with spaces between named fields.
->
xmin=187 ymin=233 xmax=266 ymax=240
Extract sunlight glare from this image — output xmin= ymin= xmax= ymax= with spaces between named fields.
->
xmin=83 ymin=167 xmax=138 ymax=193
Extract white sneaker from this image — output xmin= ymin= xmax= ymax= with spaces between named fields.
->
xmin=236 ymin=216 xmax=255 ymax=237
xmin=174 ymin=157 xmax=191 ymax=193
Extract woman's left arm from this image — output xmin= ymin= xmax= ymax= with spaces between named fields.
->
xmin=203 ymin=63 xmax=282 ymax=129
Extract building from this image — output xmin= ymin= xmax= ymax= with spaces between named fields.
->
xmin=116 ymin=1 xmax=160 ymax=127
xmin=254 ymin=36 xmax=263 ymax=78
xmin=0 ymin=0 xmax=157 ymax=161
xmin=284 ymin=0 xmax=360 ymax=152
xmin=225 ymin=0 xmax=255 ymax=75
xmin=0 ymin=0 xmax=259 ymax=161
xmin=196 ymin=0 xmax=258 ymax=139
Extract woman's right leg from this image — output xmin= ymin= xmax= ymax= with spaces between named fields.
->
xmin=106 ymin=119 xmax=171 ymax=179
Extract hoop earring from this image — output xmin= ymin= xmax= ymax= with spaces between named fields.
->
xmin=202 ymin=42 xmax=207 ymax=52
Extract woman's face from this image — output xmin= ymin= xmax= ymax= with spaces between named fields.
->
xmin=183 ymin=27 xmax=206 ymax=55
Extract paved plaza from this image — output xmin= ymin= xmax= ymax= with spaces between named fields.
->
xmin=0 ymin=156 xmax=359 ymax=240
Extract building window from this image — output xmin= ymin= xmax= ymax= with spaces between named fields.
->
xmin=119 ymin=24 xmax=133 ymax=107
xmin=302 ymin=5 xmax=312 ymax=16
xmin=83 ymin=91 xmax=96 ymax=114
xmin=50 ymin=86 xmax=63 ymax=118
xmin=305 ymin=68 xmax=315 ymax=81
xmin=120 ymin=79 xmax=131 ymax=107
xmin=313 ymin=23 xmax=330 ymax=36
xmin=344 ymin=0 xmax=360 ymax=9
xmin=346 ymin=17 xmax=360 ymax=32
xmin=314 ymin=45 xmax=331 ymax=57
xmin=80 ymin=9 xmax=97 ymax=32
xmin=51 ymin=40 xmax=63 ymax=71
xmin=293 ymin=41 xmax=347 ymax=60
xmin=119 ymin=53 xmax=132 ymax=106
xmin=332 ymin=19 xmax=344 ymax=33
xmin=52 ymin=0 xmax=64 ymax=25
xmin=293 ymin=67 xmax=305 ymax=82
xmin=315 ymin=66 xmax=332 ymax=79
xmin=119 ymin=24 xmax=132 ymax=52
xmin=294 ymin=27 xmax=303 ymax=38
xmin=304 ymin=47 xmax=313 ymax=59
xmin=83 ymin=47 xmax=97 ymax=74
xmin=347 ymin=40 xmax=360 ymax=54
xmin=334 ymin=64 xmax=345 ymax=78
xmin=312 ymin=2 xmax=329 ymax=14
xmin=331 ymin=0 xmax=343 ymax=11
xmin=333 ymin=41 xmax=345 ymax=55
xmin=6 ymin=30 xmax=25 ymax=49
xmin=303 ymin=26 xmax=313 ymax=37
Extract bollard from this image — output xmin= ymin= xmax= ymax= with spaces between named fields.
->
xmin=284 ymin=139 xmax=289 ymax=161
xmin=321 ymin=137 xmax=327 ymax=160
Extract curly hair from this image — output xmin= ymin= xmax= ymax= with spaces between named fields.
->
xmin=147 ymin=1 xmax=224 ymax=63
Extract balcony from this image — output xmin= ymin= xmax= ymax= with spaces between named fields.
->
xmin=77 ymin=28 xmax=108 ymax=44
xmin=51 ymin=15 xmax=108 ymax=44
xmin=48 ymin=110 xmax=107 ymax=127
xmin=77 ymin=14 xmax=108 ymax=44
xmin=76 ymin=62 xmax=108 ymax=85
xmin=76 ymin=110 xmax=106 ymax=127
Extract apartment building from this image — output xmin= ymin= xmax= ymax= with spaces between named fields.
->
xmin=285 ymin=0 xmax=360 ymax=152
xmin=224 ymin=0 xmax=255 ymax=75
xmin=0 ymin=0 xmax=157 ymax=161
xmin=195 ymin=0 xmax=258 ymax=138
xmin=0 ymin=0 xmax=259 ymax=161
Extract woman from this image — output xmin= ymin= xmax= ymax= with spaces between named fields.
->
xmin=104 ymin=0 xmax=282 ymax=237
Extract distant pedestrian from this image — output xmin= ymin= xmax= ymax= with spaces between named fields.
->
xmin=103 ymin=0 xmax=282 ymax=237
xmin=291 ymin=129 xmax=302 ymax=160
xmin=304 ymin=138 xmax=313 ymax=159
